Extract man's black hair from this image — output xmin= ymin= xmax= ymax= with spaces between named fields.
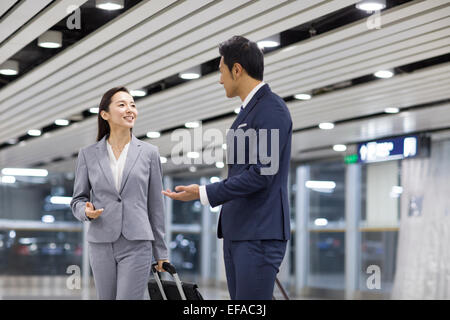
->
xmin=219 ymin=36 xmax=264 ymax=81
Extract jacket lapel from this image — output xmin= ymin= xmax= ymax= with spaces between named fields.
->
xmin=95 ymin=135 xmax=118 ymax=195
xmin=119 ymin=134 xmax=142 ymax=194
xmin=230 ymin=84 xmax=270 ymax=130
xmin=95 ymin=134 xmax=142 ymax=195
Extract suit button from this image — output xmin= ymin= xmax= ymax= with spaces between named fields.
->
xmin=117 ymin=198 xmax=121 ymax=202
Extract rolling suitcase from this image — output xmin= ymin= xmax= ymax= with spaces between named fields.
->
xmin=148 ymin=262 xmax=204 ymax=300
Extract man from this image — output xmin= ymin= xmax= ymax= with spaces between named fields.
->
xmin=162 ymin=36 xmax=292 ymax=300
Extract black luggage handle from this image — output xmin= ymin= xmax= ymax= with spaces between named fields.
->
xmin=151 ymin=262 xmax=187 ymax=300
xmin=151 ymin=262 xmax=177 ymax=275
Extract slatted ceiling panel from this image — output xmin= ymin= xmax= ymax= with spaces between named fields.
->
xmin=0 ymin=0 xmax=174 ymax=103
xmin=292 ymin=83 xmax=450 ymax=128
xmin=1 ymin=1 xmax=450 ymax=169
xmin=0 ymin=0 xmax=52 ymax=44
xmin=8 ymin=102 xmax=450 ymax=170
xmin=288 ymin=63 xmax=450 ymax=124
xmin=0 ymin=0 xmax=206 ymax=114
xmin=267 ymin=18 xmax=450 ymax=79
xmin=0 ymin=0 xmax=337 ymax=139
xmin=0 ymin=0 xmax=356 ymax=142
xmin=1 ymin=59 xmax=447 ymax=168
xmin=0 ymin=0 xmax=89 ymax=65
xmin=112 ymin=4 xmax=450 ymax=131
xmin=292 ymin=103 xmax=450 ymax=153
xmin=0 ymin=0 xmax=18 ymax=19
xmin=265 ymin=0 xmax=450 ymax=68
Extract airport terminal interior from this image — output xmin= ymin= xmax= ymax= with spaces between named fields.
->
xmin=0 ymin=0 xmax=449 ymax=300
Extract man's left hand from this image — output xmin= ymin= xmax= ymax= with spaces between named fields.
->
xmin=162 ymin=184 xmax=200 ymax=201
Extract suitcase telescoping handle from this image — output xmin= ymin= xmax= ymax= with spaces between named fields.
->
xmin=151 ymin=262 xmax=187 ymax=300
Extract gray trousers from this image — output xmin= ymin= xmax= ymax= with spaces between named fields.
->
xmin=88 ymin=234 xmax=152 ymax=300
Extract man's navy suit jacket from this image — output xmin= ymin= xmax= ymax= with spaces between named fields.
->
xmin=206 ymin=84 xmax=292 ymax=241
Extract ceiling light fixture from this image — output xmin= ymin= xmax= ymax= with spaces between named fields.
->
xmin=96 ymin=0 xmax=124 ymax=11
xmin=356 ymin=0 xmax=386 ymax=12
xmin=257 ymin=34 xmax=280 ymax=49
xmin=146 ymin=131 xmax=161 ymax=139
xmin=294 ymin=93 xmax=311 ymax=100
xmin=27 ymin=129 xmax=41 ymax=137
xmin=185 ymin=121 xmax=200 ymax=128
xmin=54 ymin=119 xmax=69 ymax=126
xmin=38 ymin=30 xmax=62 ymax=48
xmin=130 ymin=89 xmax=147 ymax=97
xmin=333 ymin=144 xmax=347 ymax=152
xmin=0 ymin=60 xmax=19 ymax=76
xmin=384 ymin=107 xmax=400 ymax=114
xmin=1 ymin=168 xmax=48 ymax=177
xmin=179 ymin=66 xmax=201 ymax=80
xmin=374 ymin=69 xmax=394 ymax=79
xmin=319 ymin=122 xmax=335 ymax=130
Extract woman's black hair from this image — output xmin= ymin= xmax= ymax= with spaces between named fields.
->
xmin=96 ymin=86 xmax=132 ymax=142
xmin=218 ymin=35 xmax=264 ymax=80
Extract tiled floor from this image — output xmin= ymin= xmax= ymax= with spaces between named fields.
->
xmin=0 ymin=276 xmax=300 ymax=300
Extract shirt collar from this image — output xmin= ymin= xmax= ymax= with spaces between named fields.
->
xmin=241 ymin=82 xmax=265 ymax=109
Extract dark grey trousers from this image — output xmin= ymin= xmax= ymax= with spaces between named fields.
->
xmin=88 ymin=234 xmax=152 ymax=300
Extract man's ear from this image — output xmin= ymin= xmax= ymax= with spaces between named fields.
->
xmin=232 ymin=63 xmax=243 ymax=79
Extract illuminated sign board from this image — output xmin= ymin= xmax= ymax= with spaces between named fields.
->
xmin=357 ymin=135 xmax=430 ymax=163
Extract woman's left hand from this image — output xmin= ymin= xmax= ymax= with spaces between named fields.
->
xmin=156 ymin=259 xmax=170 ymax=272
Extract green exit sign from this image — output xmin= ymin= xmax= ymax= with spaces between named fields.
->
xmin=344 ymin=154 xmax=358 ymax=164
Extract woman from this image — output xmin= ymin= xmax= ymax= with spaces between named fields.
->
xmin=70 ymin=86 xmax=169 ymax=300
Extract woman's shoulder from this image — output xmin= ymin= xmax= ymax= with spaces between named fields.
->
xmin=137 ymin=138 xmax=160 ymax=155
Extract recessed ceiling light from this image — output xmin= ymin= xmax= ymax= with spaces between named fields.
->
xmin=257 ymin=34 xmax=280 ymax=49
xmin=185 ymin=121 xmax=200 ymax=128
xmin=333 ymin=144 xmax=347 ymax=152
xmin=54 ymin=119 xmax=69 ymax=126
xmin=146 ymin=131 xmax=161 ymax=139
xmin=0 ymin=60 xmax=19 ymax=76
xmin=89 ymin=107 xmax=99 ymax=114
xmin=319 ymin=122 xmax=335 ymax=130
xmin=294 ymin=93 xmax=311 ymax=100
xmin=179 ymin=66 xmax=201 ymax=80
xmin=160 ymin=156 xmax=167 ymax=164
xmin=27 ymin=129 xmax=41 ymax=137
xmin=130 ymin=89 xmax=147 ymax=97
xmin=384 ymin=107 xmax=400 ymax=114
xmin=374 ymin=70 xmax=394 ymax=79
xmin=189 ymin=166 xmax=197 ymax=172
xmin=356 ymin=0 xmax=386 ymax=12
xmin=38 ymin=30 xmax=62 ymax=49
xmin=96 ymin=0 xmax=124 ymax=11
xmin=1 ymin=168 xmax=48 ymax=177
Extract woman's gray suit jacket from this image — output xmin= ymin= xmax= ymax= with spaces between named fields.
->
xmin=70 ymin=134 xmax=168 ymax=260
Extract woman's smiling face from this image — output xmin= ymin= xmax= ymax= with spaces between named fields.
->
xmin=101 ymin=91 xmax=138 ymax=129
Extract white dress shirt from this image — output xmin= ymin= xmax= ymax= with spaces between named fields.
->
xmin=199 ymin=82 xmax=266 ymax=206
xmin=106 ymin=139 xmax=130 ymax=193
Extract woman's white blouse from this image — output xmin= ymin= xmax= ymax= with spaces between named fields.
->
xmin=106 ymin=140 xmax=130 ymax=192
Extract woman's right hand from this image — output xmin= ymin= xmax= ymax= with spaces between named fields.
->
xmin=85 ymin=202 xmax=104 ymax=220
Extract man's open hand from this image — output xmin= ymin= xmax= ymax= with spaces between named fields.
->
xmin=161 ymin=184 xmax=200 ymax=201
